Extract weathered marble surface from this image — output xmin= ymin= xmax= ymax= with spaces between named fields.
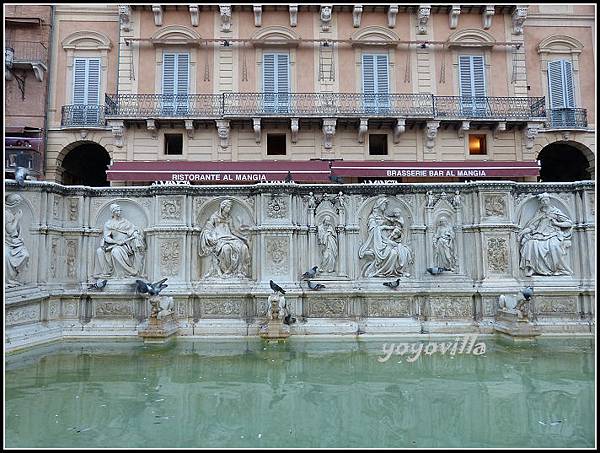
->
xmin=4 ymin=181 xmax=595 ymax=350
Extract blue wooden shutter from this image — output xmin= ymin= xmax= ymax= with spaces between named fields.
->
xmin=459 ymin=55 xmax=486 ymax=116
xmin=162 ymin=53 xmax=176 ymax=114
xmin=376 ymin=54 xmax=389 ymax=110
xmin=162 ymin=53 xmax=189 ymax=115
xmin=548 ymin=59 xmax=575 ymax=126
xmin=263 ymin=53 xmax=289 ymax=112
xmin=176 ymin=53 xmax=189 ymax=114
xmin=362 ymin=54 xmax=389 ymax=112
xmin=276 ymin=53 xmax=290 ymax=112
xmin=72 ymin=58 xmax=101 ymax=124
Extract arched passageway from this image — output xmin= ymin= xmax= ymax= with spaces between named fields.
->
xmin=61 ymin=142 xmax=110 ymax=186
xmin=537 ymin=141 xmax=594 ymax=182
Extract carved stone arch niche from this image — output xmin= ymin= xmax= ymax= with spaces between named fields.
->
xmin=195 ymin=197 xmax=255 ymax=281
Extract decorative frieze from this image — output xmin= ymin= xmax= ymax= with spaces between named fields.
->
xmin=68 ymin=198 xmax=79 ymax=221
xmin=6 ymin=305 xmax=40 ymax=325
xmin=416 ymin=5 xmax=431 ymax=34
xmin=160 ymin=239 xmax=182 ymax=276
xmin=96 ymin=302 xmax=133 ymax=317
xmin=368 ymin=298 xmax=412 ymax=317
xmin=309 ymin=299 xmax=347 ymax=317
xmin=266 ymin=237 xmax=289 ymax=275
xmin=203 ymin=299 xmax=241 ymax=317
xmin=534 ymin=296 xmax=578 ymax=317
xmin=487 ymin=237 xmax=509 ymax=273
xmin=428 ymin=297 xmax=472 ymax=319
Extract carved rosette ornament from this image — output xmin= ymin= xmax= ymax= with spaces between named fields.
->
xmin=267 ymin=197 xmax=288 ymax=219
xmin=161 ymin=198 xmax=182 ymax=220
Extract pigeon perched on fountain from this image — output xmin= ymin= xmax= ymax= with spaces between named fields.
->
xmin=88 ymin=279 xmax=108 ymax=290
xmin=302 ymin=266 xmax=318 ymax=279
xmin=15 ymin=167 xmax=28 ymax=188
xmin=269 ymin=280 xmax=286 ymax=294
xmin=135 ymin=277 xmax=168 ymax=296
xmin=383 ymin=278 xmax=401 ymax=289
xmin=307 ymin=280 xmax=325 ymax=290
xmin=521 ymin=286 xmax=534 ymax=301
xmin=427 ymin=266 xmax=449 ymax=275
xmin=285 ymin=171 xmax=293 ymax=183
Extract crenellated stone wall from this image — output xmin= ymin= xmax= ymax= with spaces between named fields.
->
xmin=5 ymin=181 xmax=595 ymax=350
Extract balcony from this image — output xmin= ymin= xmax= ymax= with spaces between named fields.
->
xmin=104 ymin=93 xmax=546 ymax=123
xmin=105 ymin=94 xmax=222 ymax=119
xmin=546 ymin=108 xmax=588 ymax=129
xmin=61 ymin=105 xmax=107 ymax=128
xmin=5 ymin=40 xmax=48 ymax=82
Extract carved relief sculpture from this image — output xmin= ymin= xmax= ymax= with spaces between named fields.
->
xmin=317 ymin=215 xmax=338 ymax=273
xmin=5 ymin=194 xmax=30 ymax=287
xmin=359 ymin=198 xmax=413 ymax=277
xmin=198 ymin=199 xmax=251 ymax=278
xmin=95 ymin=203 xmax=146 ymax=278
xmin=320 ymin=5 xmax=332 ymax=32
xmin=433 ymin=217 xmax=456 ymax=271
xmin=220 ymin=5 xmax=232 ymax=32
xmin=518 ymin=193 xmax=573 ymax=277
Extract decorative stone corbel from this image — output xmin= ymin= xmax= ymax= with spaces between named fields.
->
xmin=458 ymin=121 xmax=470 ymax=138
xmin=320 ymin=5 xmax=332 ymax=32
xmin=152 ymin=5 xmax=163 ymax=26
xmin=146 ymin=119 xmax=157 ymax=138
xmin=393 ymin=119 xmax=406 ymax=144
xmin=290 ymin=118 xmax=299 ymax=143
xmin=388 ymin=5 xmax=399 ymax=28
xmin=425 ymin=120 xmax=439 ymax=151
xmin=289 ymin=5 xmax=298 ymax=27
xmin=109 ymin=120 xmax=125 ymax=147
xmin=253 ymin=5 xmax=262 ymax=27
xmin=119 ymin=5 xmax=131 ymax=32
xmin=220 ymin=5 xmax=232 ymax=33
xmin=322 ymin=118 xmax=336 ymax=150
xmin=353 ymin=5 xmax=363 ymax=28
xmin=417 ymin=5 xmax=431 ymax=34
xmin=253 ymin=118 xmax=261 ymax=143
xmin=357 ymin=118 xmax=368 ymax=143
xmin=185 ymin=120 xmax=194 ymax=139
xmin=216 ymin=119 xmax=230 ymax=149
xmin=512 ymin=6 xmax=527 ymax=35
xmin=524 ymin=122 xmax=540 ymax=150
xmin=189 ymin=5 xmax=199 ymax=27
xmin=32 ymin=63 xmax=46 ymax=82
xmin=494 ymin=121 xmax=506 ymax=139
xmin=483 ymin=5 xmax=495 ymax=30
xmin=449 ymin=5 xmax=460 ymax=29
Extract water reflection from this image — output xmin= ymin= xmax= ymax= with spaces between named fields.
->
xmin=5 ymin=337 xmax=595 ymax=448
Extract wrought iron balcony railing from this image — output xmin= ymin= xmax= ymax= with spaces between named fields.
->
xmin=547 ymin=108 xmax=588 ymax=129
xmin=61 ymin=105 xmax=106 ymax=127
xmin=105 ymin=94 xmax=222 ymax=118
xmin=5 ymin=40 xmax=48 ymax=65
xmin=103 ymin=93 xmax=547 ymax=121
xmin=433 ymin=96 xmax=546 ymax=120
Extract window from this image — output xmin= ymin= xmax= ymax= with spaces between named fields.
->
xmin=263 ymin=53 xmax=290 ymax=113
xmin=164 ymin=134 xmax=183 ymax=155
xmin=458 ymin=55 xmax=487 ymax=116
xmin=468 ymin=134 xmax=487 ymax=155
xmin=162 ymin=52 xmax=189 ymax=115
xmin=267 ymin=134 xmax=286 ymax=156
xmin=369 ymin=134 xmax=388 ymax=155
xmin=72 ymin=58 xmax=101 ymax=125
xmin=548 ymin=59 xmax=576 ymax=127
xmin=362 ymin=53 xmax=389 ymax=112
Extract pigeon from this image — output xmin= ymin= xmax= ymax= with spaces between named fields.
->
xmin=88 ymin=279 xmax=107 ymax=290
xmin=427 ymin=267 xmax=449 ymax=275
xmin=521 ymin=286 xmax=534 ymax=301
xmin=15 ymin=166 xmax=28 ymax=188
xmin=284 ymin=314 xmax=296 ymax=325
xmin=307 ymin=280 xmax=325 ymax=290
xmin=135 ymin=277 xmax=168 ymax=296
xmin=284 ymin=171 xmax=293 ymax=183
xmin=302 ymin=266 xmax=318 ymax=279
xmin=383 ymin=278 xmax=401 ymax=289
xmin=269 ymin=280 xmax=286 ymax=294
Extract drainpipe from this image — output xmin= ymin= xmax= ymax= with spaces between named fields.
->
xmin=43 ymin=5 xmax=55 ymax=178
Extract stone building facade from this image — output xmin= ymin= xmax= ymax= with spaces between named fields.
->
xmin=41 ymin=4 xmax=595 ymax=185
xmin=5 ymin=5 xmax=53 ymax=180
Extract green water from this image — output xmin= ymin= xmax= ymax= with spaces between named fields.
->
xmin=5 ymin=337 xmax=595 ymax=448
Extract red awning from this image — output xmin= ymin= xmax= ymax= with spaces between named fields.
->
xmin=106 ymin=160 xmax=332 ymax=183
xmin=330 ymin=161 xmax=540 ymax=178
